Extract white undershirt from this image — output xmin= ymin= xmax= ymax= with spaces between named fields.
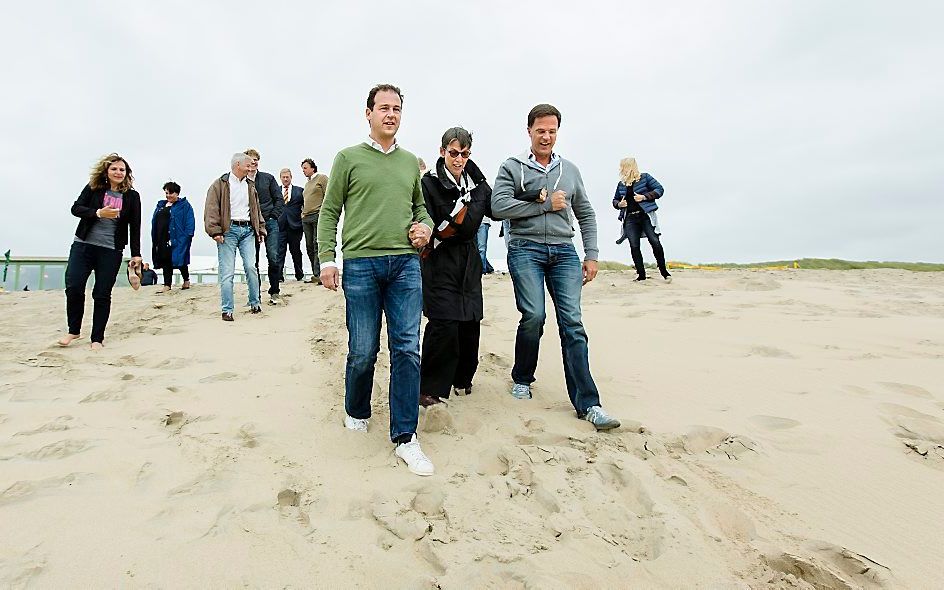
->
xmin=229 ymin=174 xmax=250 ymax=221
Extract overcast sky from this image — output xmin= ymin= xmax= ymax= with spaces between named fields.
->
xmin=2 ymin=1 xmax=942 ymax=265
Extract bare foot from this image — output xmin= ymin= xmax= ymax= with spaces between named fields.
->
xmin=161 ymin=286 xmax=171 ymax=293
xmin=90 ymin=342 xmax=104 ymax=351
xmin=57 ymin=334 xmax=80 ymax=347
xmin=181 ymin=281 xmax=191 ymax=290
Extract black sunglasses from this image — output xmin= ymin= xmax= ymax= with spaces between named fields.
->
xmin=446 ymin=149 xmax=471 ymax=159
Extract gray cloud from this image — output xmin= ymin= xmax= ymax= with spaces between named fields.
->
xmin=2 ymin=0 xmax=941 ymax=265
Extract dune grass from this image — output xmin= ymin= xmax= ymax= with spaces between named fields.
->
xmin=597 ymin=258 xmax=944 ymax=272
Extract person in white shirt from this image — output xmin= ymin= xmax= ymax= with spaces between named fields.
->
xmin=204 ymin=153 xmax=267 ymax=321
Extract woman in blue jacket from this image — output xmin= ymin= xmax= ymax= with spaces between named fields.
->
xmin=151 ymin=181 xmax=195 ymax=291
xmin=613 ymin=157 xmax=670 ymax=282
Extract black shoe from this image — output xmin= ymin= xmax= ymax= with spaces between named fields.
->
xmin=419 ymin=394 xmax=443 ymax=407
xmin=634 ymin=276 xmax=647 ymax=282
xmin=250 ymin=305 xmax=262 ymax=314
xmin=221 ymin=312 xmax=234 ymax=322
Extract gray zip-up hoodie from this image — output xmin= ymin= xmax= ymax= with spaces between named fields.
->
xmin=491 ymin=152 xmax=598 ymax=260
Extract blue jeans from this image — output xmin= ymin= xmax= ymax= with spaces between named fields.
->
xmin=255 ymin=217 xmax=281 ymax=295
xmin=506 ymin=238 xmax=601 ymax=414
xmin=477 ymin=223 xmax=494 ymax=274
xmin=217 ymin=224 xmax=261 ymax=313
xmin=342 ymin=254 xmax=422 ymax=442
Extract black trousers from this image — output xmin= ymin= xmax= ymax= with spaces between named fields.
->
xmin=624 ymin=214 xmax=669 ymax=279
xmin=162 ymin=265 xmax=190 ymax=286
xmin=64 ymin=241 xmax=122 ymax=343
xmin=277 ymin=226 xmax=304 ymax=281
xmin=420 ymin=318 xmax=480 ymax=398
xmin=302 ymin=213 xmax=320 ymax=278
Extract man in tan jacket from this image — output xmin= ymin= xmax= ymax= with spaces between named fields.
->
xmin=300 ymin=158 xmax=328 ymax=284
xmin=205 ymin=153 xmax=267 ymax=321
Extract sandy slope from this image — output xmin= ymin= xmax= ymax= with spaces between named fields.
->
xmin=1 ymin=269 xmax=942 ymax=589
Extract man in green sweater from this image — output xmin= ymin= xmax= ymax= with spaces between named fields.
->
xmin=317 ymin=83 xmax=436 ymax=476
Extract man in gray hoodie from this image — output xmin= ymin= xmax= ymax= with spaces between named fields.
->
xmin=491 ymin=103 xmax=620 ymax=431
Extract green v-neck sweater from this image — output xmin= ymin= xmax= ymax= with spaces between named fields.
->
xmin=317 ymin=143 xmax=432 ymax=263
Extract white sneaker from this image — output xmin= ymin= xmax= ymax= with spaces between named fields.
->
xmin=344 ymin=413 xmax=368 ymax=432
xmin=394 ymin=435 xmax=434 ymax=476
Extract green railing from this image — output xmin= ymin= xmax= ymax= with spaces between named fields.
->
xmin=0 ymin=257 xmax=269 ymax=292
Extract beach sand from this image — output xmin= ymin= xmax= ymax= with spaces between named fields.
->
xmin=1 ymin=269 xmax=943 ymax=588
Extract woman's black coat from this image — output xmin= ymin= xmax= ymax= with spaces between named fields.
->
xmin=420 ymin=158 xmax=492 ymax=321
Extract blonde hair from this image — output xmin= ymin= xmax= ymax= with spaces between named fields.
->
xmin=244 ymin=148 xmax=261 ymax=160
xmin=279 ymin=168 xmax=291 ymax=175
xmin=89 ymin=153 xmax=134 ymax=191
xmin=619 ymin=157 xmax=640 ymax=186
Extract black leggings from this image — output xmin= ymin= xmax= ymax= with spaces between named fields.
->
xmin=624 ymin=214 xmax=669 ymax=279
xmin=64 ymin=241 xmax=122 ymax=343
xmin=162 ymin=265 xmax=190 ymax=286
xmin=420 ymin=318 xmax=481 ymax=397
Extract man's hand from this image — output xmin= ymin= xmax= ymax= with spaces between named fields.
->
xmin=409 ymin=222 xmax=431 ymax=248
xmin=98 ymin=207 xmax=120 ymax=219
xmin=535 ymin=187 xmax=548 ymax=203
xmin=618 ymin=198 xmax=628 ymax=208
xmin=320 ymin=266 xmax=339 ymax=291
xmin=550 ymin=190 xmax=567 ymax=211
xmin=257 ymin=232 xmax=266 ymax=244
xmin=582 ymin=260 xmax=598 ymax=285
xmin=633 ymin=194 xmax=646 ymax=203
xmin=213 ymin=235 xmax=225 ymax=244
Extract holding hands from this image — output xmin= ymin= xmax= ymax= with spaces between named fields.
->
xmin=409 ymin=222 xmax=431 ymax=248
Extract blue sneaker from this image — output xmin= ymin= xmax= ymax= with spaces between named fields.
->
xmin=511 ymin=383 xmax=532 ymax=400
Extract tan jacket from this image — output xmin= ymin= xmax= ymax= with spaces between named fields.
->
xmin=302 ymin=173 xmax=329 ymax=218
xmin=204 ymin=173 xmax=266 ymax=238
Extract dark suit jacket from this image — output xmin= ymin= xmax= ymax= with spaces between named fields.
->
xmin=254 ymin=171 xmax=284 ymax=220
xmin=278 ymin=185 xmax=305 ymax=231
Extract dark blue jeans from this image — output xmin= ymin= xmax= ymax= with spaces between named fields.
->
xmin=507 ymin=239 xmax=601 ymax=414
xmin=342 ymin=254 xmax=422 ymax=441
xmin=255 ymin=217 xmax=281 ymax=294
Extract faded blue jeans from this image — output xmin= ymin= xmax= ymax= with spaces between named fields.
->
xmin=477 ymin=222 xmax=494 ymax=274
xmin=342 ymin=254 xmax=422 ymax=442
xmin=506 ymin=238 xmax=601 ymax=414
xmin=217 ymin=224 xmax=261 ymax=313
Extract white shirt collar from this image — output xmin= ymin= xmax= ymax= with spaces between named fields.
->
xmin=528 ymin=151 xmax=559 ymax=171
xmin=230 ymin=173 xmax=246 ymax=184
xmin=368 ymin=136 xmax=398 ymax=154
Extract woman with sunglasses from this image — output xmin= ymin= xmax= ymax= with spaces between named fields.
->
xmin=418 ymin=127 xmax=493 ymax=407
xmin=59 ymin=153 xmax=142 ymax=350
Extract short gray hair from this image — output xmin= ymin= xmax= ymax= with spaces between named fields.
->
xmin=231 ymin=153 xmax=252 ymax=167
xmin=441 ymin=126 xmax=473 ymax=149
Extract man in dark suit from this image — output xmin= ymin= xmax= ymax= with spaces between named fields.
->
xmin=246 ymin=148 xmax=285 ymax=305
xmin=277 ymin=168 xmax=305 ymax=282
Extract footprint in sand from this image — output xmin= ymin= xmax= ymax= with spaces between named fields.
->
xmin=198 ymin=371 xmax=239 ymax=383
xmin=763 ymin=540 xmax=893 ymax=589
xmin=748 ymin=415 xmax=801 ymax=431
xmin=747 ymin=345 xmax=796 ymax=359
xmin=419 ymin=405 xmax=454 ymax=433
xmin=80 ymin=387 xmax=127 ymax=403
xmin=13 ymin=416 xmax=75 ymax=437
xmin=151 ymin=357 xmax=193 ymax=370
xmin=17 ymin=439 xmax=95 ymax=461
xmin=877 ymin=382 xmax=933 ymax=399
xmin=879 ymin=403 xmax=944 ymax=469
xmin=484 ymin=351 xmax=511 ymax=369
xmin=674 ymin=426 xmax=760 ymax=460
xmin=0 ymin=473 xmax=83 ymax=506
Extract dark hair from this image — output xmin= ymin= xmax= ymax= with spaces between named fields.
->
xmin=527 ymin=103 xmax=562 ymax=128
xmin=441 ymin=127 xmax=473 ymax=150
xmin=163 ymin=181 xmax=181 ymax=194
xmin=301 ymin=158 xmax=317 ymax=173
xmin=367 ymin=83 xmax=404 ymax=110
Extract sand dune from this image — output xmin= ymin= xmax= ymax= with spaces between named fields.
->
xmin=1 ymin=269 xmax=943 ymax=588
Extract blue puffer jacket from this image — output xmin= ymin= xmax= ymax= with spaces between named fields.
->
xmin=151 ymin=198 xmax=195 ymax=267
xmin=612 ymin=173 xmax=664 ymax=220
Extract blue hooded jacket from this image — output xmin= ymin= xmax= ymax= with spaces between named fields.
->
xmin=151 ymin=198 xmax=195 ymax=267
xmin=613 ymin=173 xmax=663 ymax=219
